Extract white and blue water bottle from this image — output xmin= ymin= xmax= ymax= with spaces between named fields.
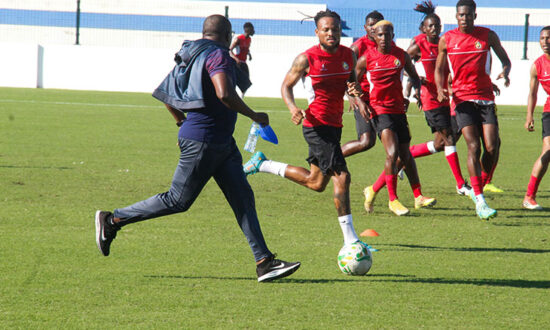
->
xmin=244 ymin=122 xmax=260 ymax=153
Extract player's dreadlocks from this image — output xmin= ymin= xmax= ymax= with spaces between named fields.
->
xmin=414 ymin=1 xmax=441 ymax=31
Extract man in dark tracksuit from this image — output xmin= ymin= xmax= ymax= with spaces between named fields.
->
xmin=95 ymin=15 xmax=300 ymax=282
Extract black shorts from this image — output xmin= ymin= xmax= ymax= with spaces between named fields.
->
xmin=451 ymin=115 xmax=461 ymax=138
xmin=353 ymin=109 xmax=375 ymax=138
xmin=542 ymin=112 xmax=550 ymax=138
xmin=455 ymin=101 xmax=498 ymax=131
xmin=303 ymin=125 xmax=348 ymax=175
xmin=372 ymin=113 xmax=411 ymax=144
xmin=424 ymin=106 xmax=452 ymax=133
xmin=237 ymin=62 xmax=250 ymax=78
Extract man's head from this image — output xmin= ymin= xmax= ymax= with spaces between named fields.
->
xmin=414 ymin=1 xmax=441 ymax=37
xmin=244 ymin=22 xmax=255 ymax=37
xmin=202 ymin=15 xmax=232 ymax=47
xmin=314 ymin=10 xmax=342 ymax=51
xmin=541 ymin=26 xmax=550 ymax=55
xmin=455 ymin=0 xmax=476 ymax=31
xmin=364 ymin=10 xmax=384 ymax=40
xmin=372 ymin=20 xmax=394 ymax=53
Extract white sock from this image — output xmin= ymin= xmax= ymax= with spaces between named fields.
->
xmin=259 ymin=160 xmax=287 ymax=178
xmin=338 ymin=214 xmax=359 ymax=245
xmin=427 ymin=141 xmax=438 ymax=154
xmin=444 ymin=145 xmax=457 ymax=156
xmin=475 ymin=194 xmax=486 ymax=205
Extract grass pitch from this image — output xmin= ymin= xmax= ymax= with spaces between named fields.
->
xmin=0 ymin=87 xmax=549 ymax=328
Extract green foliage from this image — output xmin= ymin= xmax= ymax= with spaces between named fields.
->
xmin=0 ymin=88 xmax=549 ymax=328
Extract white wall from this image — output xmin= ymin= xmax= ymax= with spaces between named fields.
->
xmin=0 ymin=40 xmax=547 ymax=107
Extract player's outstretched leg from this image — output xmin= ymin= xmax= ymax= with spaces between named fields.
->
xmin=243 ymin=151 xmax=267 ymax=176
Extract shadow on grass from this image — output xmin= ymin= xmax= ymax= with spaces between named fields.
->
xmin=370 ymin=277 xmax=550 ymax=289
xmin=378 ymin=243 xmax=550 ymax=254
xmin=144 ymin=273 xmax=415 ymax=284
xmin=144 ymin=274 xmax=550 ymax=288
xmin=0 ymin=165 xmax=72 ymax=170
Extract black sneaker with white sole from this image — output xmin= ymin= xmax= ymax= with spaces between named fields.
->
xmin=256 ymin=255 xmax=300 ymax=282
xmin=95 ymin=210 xmax=119 ymax=256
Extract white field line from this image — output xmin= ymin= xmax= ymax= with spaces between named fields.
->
xmin=0 ymin=98 xmax=523 ymax=119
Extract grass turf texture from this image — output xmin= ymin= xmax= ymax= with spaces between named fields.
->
xmin=1 ymin=87 xmax=549 ymax=328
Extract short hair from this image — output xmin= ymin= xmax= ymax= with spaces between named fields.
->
xmin=244 ymin=22 xmax=254 ymax=29
xmin=365 ymin=10 xmax=384 ymax=22
xmin=542 ymin=26 xmax=550 ymax=33
xmin=314 ymin=9 xmax=341 ymax=27
xmin=373 ymin=20 xmax=393 ymax=31
xmin=456 ymin=0 xmax=476 ymax=11
xmin=415 ymin=1 xmax=441 ymax=31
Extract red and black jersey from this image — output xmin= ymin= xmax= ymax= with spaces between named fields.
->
xmin=445 ymin=27 xmax=494 ymax=105
xmin=414 ymin=34 xmax=450 ymax=110
xmin=364 ymin=45 xmax=406 ymax=116
xmin=234 ymin=34 xmax=251 ymax=62
xmin=534 ymin=55 xmax=550 ymax=112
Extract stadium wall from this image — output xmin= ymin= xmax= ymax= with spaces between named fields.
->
xmin=0 ymin=0 xmax=548 ymax=105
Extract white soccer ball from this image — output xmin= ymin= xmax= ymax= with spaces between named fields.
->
xmin=337 ymin=241 xmax=373 ymax=275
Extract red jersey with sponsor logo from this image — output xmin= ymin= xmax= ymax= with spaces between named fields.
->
xmin=302 ymin=45 xmax=354 ymax=127
xmin=445 ymin=27 xmax=494 ymax=105
xmin=352 ymin=36 xmax=376 ymax=102
xmin=234 ymin=34 xmax=251 ymax=62
xmin=414 ymin=34 xmax=450 ymax=110
xmin=365 ymin=45 xmax=406 ymax=116
xmin=535 ymin=55 xmax=550 ymax=112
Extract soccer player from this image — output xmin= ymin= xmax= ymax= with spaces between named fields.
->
xmin=243 ymin=10 xmax=373 ymax=250
xmin=359 ymin=20 xmax=436 ymax=216
xmin=230 ymin=22 xmax=254 ymax=96
xmin=523 ymin=26 xmax=550 ymax=210
xmin=434 ymin=0 xmax=511 ymax=220
xmin=341 ymin=10 xmax=385 ymax=157
xmin=95 ymin=15 xmax=300 ymax=283
xmin=403 ymin=1 xmax=471 ymax=196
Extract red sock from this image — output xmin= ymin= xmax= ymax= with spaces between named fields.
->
xmin=481 ymin=171 xmax=490 ymax=187
xmin=471 ymin=176 xmax=482 ymax=196
xmin=386 ymin=174 xmax=398 ymax=201
xmin=410 ymin=142 xmax=432 ymax=158
xmin=526 ymin=175 xmax=542 ymax=198
xmin=411 ymin=183 xmax=422 ymax=198
xmin=445 ymin=152 xmax=465 ymax=188
xmin=373 ymin=170 xmax=386 ymax=192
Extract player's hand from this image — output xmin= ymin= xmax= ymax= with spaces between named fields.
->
xmin=347 ymin=82 xmax=364 ymax=97
xmin=357 ymin=102 xmax=371 ymax=122
xmin=290 ymin=108 xmax=306 ymax=125
xmin=437 ymin=89 xmax=449 ymax=103
xmin=525 ymin=118 xmax=535 ymax=132
xmin=496 ymin=71 xmax=510 ymax=87
xmin=253 ymin=112 xmax=269 ymax=126
xmin=492 ymin=83 xmax=501 ymax=96
xmin=403 ymin=98 xmax=410 ymax=113
xmin=419 ymin=76 xmax=427 ymax=86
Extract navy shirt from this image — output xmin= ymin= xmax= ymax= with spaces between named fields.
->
xmin=178 ymin=48 xmax=238 ymax=143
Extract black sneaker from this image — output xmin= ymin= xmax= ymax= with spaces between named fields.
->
xmin=95 ymin=210 xmax=119 ymax=256
xmin=256 ymin=255 xmax=300 ymax=282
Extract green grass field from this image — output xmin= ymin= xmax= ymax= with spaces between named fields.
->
xmin=1 ymin=87 xmax=549 ymax=328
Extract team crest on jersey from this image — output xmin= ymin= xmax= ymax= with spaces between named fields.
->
xmin=320 ymin=63 xmax=328 ymax=71
xmin=475 ymin=41 xmax=482 ymax=49
xmin=394 ymin=58 xmax=401 ymax=67
xmin=342 ymin=62 xmax=349 ymax=70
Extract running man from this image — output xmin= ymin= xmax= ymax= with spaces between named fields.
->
xmin=243 ymin=10 xmax=373 ymax=251
xmin=435 ymin=0 xmax=511 ymax=220
xmin=404 ymin=1 xmax=471 ymax=196
xmin=341 ymin=10 xmax=385 ymax=157
xmin=230 ymin=22 xmax=255 ymax=96
xmin=95 ymin=15 xmax=300 ymax=283
xmin=359 ymin=20 xmax=436 ymax=216
xmin=523 ymin=26 xmax=550 ymax=210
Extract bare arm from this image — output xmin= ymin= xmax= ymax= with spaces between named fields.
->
xmin=347 ymin=53 xmax=370 ymax=121
xmin=525 ymin=63 xmax=539 ymax=132
xmin=488 ymin=30 xmax=511 ymax=87
xmin=229 ymin=37 xmax=241 ymax=63
xmin=405 ymin=38 xmax=423 ymax=99
xmin=404 ymin=52 xmax=421 ymax=107
xmin=164 ymin=104 xmax=186 ymax=124
xmin=435 ymin=35 xmax=449 ymax=102
xmin=281 ymin=53 xmax=309 ymax=125
xmin=211 ymin=72 xmax=268 ymax=125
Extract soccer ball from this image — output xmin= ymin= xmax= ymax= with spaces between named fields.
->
xmin=337 ymin=241 xmax=372 ymax=275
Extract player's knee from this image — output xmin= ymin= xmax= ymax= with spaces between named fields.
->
xmin=358 ymin=134 xmax=375 ymax=150
xmin=310 ymin=182 xmax=327 ymax=192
